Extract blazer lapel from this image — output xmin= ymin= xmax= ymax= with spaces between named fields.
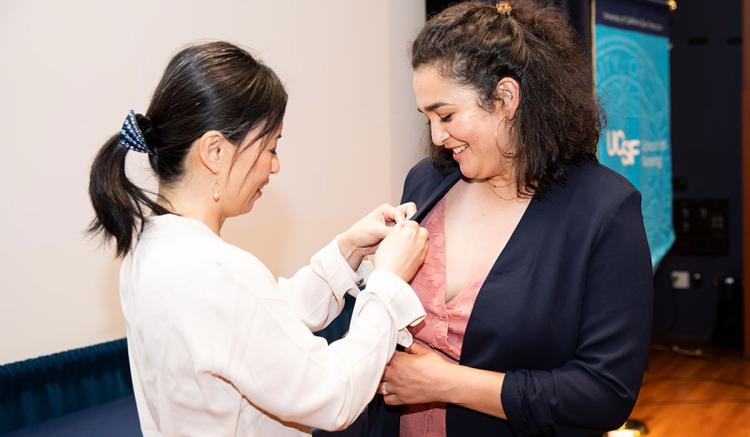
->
xmin=412 ymin=169 xmax=461 ymax=223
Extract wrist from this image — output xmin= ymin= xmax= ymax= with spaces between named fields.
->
xmin=337 ymin=233 xmax=364 ymax=271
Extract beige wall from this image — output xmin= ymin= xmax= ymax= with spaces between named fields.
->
xmin=0 ymin=0 xmax=427 ymax=365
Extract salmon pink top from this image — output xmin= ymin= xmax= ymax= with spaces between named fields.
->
xmin=400 ymin=198 xmax=487 ymax=437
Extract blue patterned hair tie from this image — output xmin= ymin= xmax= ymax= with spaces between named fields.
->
xmin=119 ymin=110 xmax=151 ymax=154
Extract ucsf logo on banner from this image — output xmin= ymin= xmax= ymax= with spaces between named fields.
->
xmin=606 ymin=129 xmax=668 ymax=170
xmin=595 ymin=0 xmax=675 ymax=267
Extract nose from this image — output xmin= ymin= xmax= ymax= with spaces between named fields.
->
xmin=430 ymin=125 xmax=449 ymax=146
xmin=271 ymin=155 xmax=280 ymax=175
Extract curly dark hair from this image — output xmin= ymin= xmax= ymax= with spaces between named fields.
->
xmin=412 ymin=0 xmax=601 ymax=195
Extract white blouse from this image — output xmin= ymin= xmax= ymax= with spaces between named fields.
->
xmin=120 ymin=214 xmax=425 ymax=436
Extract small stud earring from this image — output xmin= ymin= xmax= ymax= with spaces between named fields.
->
xmin=211 ymin=181 xmax=221 ymax=201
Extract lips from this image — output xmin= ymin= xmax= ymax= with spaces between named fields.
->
xmin=255 ymin=181 xmax=269 ymax=198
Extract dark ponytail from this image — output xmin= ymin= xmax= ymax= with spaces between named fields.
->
xmin=88 ymin=41 xmax=287 ymax=256
xmin=88 ymin=134 xmax=170 ymax=257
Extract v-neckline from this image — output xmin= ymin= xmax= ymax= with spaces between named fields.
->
xmin=412 ymin=167 xmax=540 ymax=305
xmin=439 ymin=187 xmax=535 ymax=305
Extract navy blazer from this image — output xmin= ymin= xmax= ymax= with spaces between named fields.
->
xmin=369 ymin=158 xmax=653 ymax=437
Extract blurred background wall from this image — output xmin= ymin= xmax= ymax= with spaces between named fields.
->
xmin=0 ymin=0 xmax=427 ymax=365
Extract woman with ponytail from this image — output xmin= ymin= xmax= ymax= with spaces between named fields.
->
xmin=88 ymin=41 xmax=429 ymax=436
xmin=368 ymin=1 xmax=653 ymax=436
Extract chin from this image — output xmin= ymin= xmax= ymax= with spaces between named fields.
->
xmin=230 ymin=200 xmax=255 ymax=217
xmin=457 ymin=163 xmax=479 ymax=179
xmin=242 ymin=202 xmax=256 ymax=215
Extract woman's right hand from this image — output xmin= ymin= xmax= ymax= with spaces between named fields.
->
xmin=372 ymin=221 xmax=429 ymax=282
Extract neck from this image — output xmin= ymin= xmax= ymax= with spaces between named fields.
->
xmin=474 ymin=161 xmax=520 ymax=200
xmin=157 ymin=183 xmax=224 ymax=235
xmin=485 ymin=172 xmax=518 ymax=199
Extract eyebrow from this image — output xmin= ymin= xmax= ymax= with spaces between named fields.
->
xmin=417 ymin=101 xmax=451 ymax=113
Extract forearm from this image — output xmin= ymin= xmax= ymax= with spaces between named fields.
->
xmin=279 ymin=239 xmax=363 ymax=330
xmin=442 ymin=363 xmax=507 ymax=420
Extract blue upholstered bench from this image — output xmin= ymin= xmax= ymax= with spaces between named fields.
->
xmin=4 ymin=396 xmax=141 ymax=437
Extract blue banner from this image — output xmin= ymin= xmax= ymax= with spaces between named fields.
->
xmin=594 ymin=0 xmax=674 ymax=268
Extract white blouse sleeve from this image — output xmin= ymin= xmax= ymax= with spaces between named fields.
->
xmin=197 ymin=264 xmax=424 ymax=431
xmin=276 ymin=238 xmax=373 ymax=332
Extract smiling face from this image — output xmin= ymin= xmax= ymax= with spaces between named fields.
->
xmin=219 ymin=123 xmax=282 ymax=217
xmin=413 ymin=65 xmax=519 ymax=181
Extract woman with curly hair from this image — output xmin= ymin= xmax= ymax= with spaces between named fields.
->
xmin=373 ymin=1 xmax=653 ymax=436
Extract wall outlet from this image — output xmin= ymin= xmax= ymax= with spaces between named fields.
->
xmin=671 ymin=270 xmax=691 ymax=289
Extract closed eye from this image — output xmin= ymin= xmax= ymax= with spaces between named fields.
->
xmin=426 ymin=113 xmax=452 ymax=127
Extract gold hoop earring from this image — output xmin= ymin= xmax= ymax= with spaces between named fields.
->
xmin=494 ymin=116 xmax=516 ymax=158
xmin=211 ymin=181 xmax=221 ymax=201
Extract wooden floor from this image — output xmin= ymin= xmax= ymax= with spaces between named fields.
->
xmin=627 ymin=343 xmax=750 ymax=436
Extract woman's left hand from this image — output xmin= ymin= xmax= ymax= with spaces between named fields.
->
xmin=380 ymin=342 xmax=455 ymax=406
xmin=338 ymin=202 xmax=417 ymax=269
